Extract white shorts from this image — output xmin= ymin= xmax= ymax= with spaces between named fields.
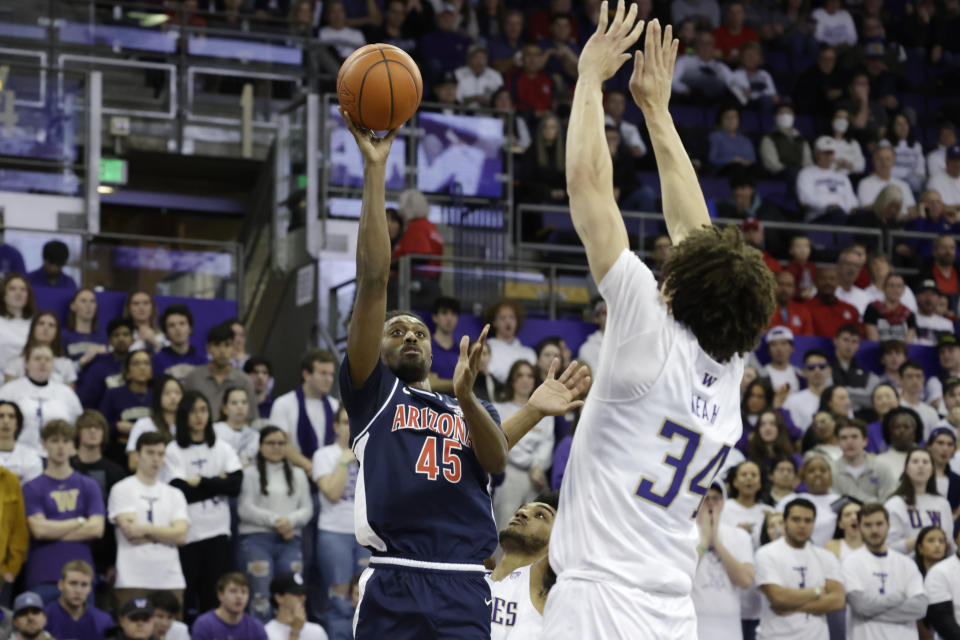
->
xmin=540 ymin=577 xmax=697 ymax=640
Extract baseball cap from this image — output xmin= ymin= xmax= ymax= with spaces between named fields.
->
xmin=13 ymin=592 xmax=43 ymax=616
xmin=119 ymin=597 xmax=155 ymax=619
xmin=741 ymin=217 xmax=761 ymax=231
xmin=437 ymin=70 xmax=457 ymax=86
xmin=270 ymin=572 xmax=307 ymax=598
xmin=947 ymin=144 xmax=960 ymax=160
xmin=814 ymin=136 xmax=836 ymax=152
xmin=928 ymin=425 xmax=957 ymax=443
xmin=766 ymin=326 xmax=794 ymax=344
xmin=918 ymin=278 xmax=941 ymax=294
xmin=938 ymin=334 xmax=959 ymax=350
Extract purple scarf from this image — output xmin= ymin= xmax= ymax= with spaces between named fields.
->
xmin=295 ymin=385 xmax=336 ymax=458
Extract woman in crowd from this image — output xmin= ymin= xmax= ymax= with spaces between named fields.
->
xmin=864 ymin=383 xmax=900 ymax=454
xmin=123 ymin=290 xmax=165 ymax=353
xmin=864 ymin=273 xmax=917 ymax=343
xmin=825 ymin=499 xmax=863 ymax=559
xmin=62 ymin=288 xmax=106 ymax=368
xmin=747 ymin=409 xmax=801 ymax=471
xmin=0 ymin=344 xmax=81 ymax=453
xmin=4 ymin=311 xmax=77 ymax=386
xmin=776 ymin=453 xmax=840 ymax=546
xmin=492 ymin=88 xmax=531 ymax=155
xmin=915 ymin=525 xmax=947 ymax=577
xmin=739 ymin=379 xmax=798 ymax=453
xmin=888 ymin=112 xmax=926 ymax=193
xmin=238 ymin=426 xmax=313 ymax=621
xmin=0 ymin=400 xmax=43 ymax=484
xmin=227 ymin=318 xmax=250 ymax=369
xmin=819 ymin=384 xmax=853 ymax=419
xmin=166 ymin=391 xmax=243 ymax=620
xmin=0 ymin=274 xmax=35 ymax=373
xmin=213 ymin=387 xmax=259 ymax=467
xmin=313 ymin=406 xmax=368 ymax=640
xmin=875 ymin=406 xmax=923 ymax=482
xmin=126 ymin=375 xmax=182 ymax=473
xmin=885 ymin=447 xmax=955 ymax=554
xmin=759 ymin=510 xmax=784 ymax=545
xmin=927 ymin=426 xmax=960 ymax=520
xmin=519 ymin=113 xmax=566 ymax=239
xmin=484 ymin=299 xmax=536 ymax=384
xmin=99 ymin=350 xmax=153 ymax=463
xmin=829 ymin=107 xmax=866 ymax=175
xmin=768 ymin=456 xmax=799 ymax=503
xmin=801 ymin=411 xmax=843 ymax=460
xmin=492 ymin=360 xmax=553 ymax=529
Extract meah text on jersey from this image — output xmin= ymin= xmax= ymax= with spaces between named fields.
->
xmin=390 ymin=402 xmax=473 ymax=448
xmin=690 ymin=391 xmax=721 ymax=426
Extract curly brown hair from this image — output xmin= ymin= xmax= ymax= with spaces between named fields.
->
xmin=660 ymin=225 xmax=776 ymax=362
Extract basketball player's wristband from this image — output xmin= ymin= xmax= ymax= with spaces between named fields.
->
xmin=338 ymin=461 xmax=350 ymax=468
xmin=696 ymin=544 xmax=708 ymax=554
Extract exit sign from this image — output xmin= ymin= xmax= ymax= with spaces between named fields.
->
xmin=99 ymin=158 xmax=128 ymax=184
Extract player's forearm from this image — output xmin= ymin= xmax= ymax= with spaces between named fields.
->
xmin=565 ymin=74 xmax=614 ymax=198
xmin=501 ymin=404 xmax=546 ymax=449
xmin=356 ymin=163 xmax=391 ymax=285
xmin=459 ymin=393 xmax=507 ymax=473
xmin=643 ymin=111 xmax=711 ymax=243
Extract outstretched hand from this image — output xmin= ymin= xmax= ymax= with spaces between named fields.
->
xmin=453 ymin=324 xmax=490 ymax=400
xmin=528 ymin=358 xmax=592 ymax=417
xmin=629 ymin=18 xmax=679 ymax=115
xmin=577 ymin=0 xmax=646 ymax=82
xmin=339 ymin=107 xmax=399 ymax=167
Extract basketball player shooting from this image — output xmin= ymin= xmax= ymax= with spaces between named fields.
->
xmin=337 ymin=108 xmax=589 ymax=639
xmin=541 ymin=3 xmax=776 ymax=638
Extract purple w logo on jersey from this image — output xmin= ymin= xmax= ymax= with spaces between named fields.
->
xmin=701 ymin=373 xmax=717 ymax=387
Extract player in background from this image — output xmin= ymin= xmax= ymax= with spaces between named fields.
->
xmin=338 ymin=109 xmax=589 ymax=640
xmin=487 ymin=492 xmax=559 ymax=640
xmin=542 ymin=3 xmax=776 ymax=638
xmin=755 ymin=499 xmax=845 ymax=640
xmin=842 ymin=503 xmax=927 ymax=640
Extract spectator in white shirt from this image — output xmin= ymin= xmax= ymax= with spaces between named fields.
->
xmin=0 ymin=274 xmax=34 ymax=381
xmin=834 ymin=246 xmax=872 ymax=318
xmin=885 ymin=447 xmax=954 ymax=554
xmin=755 ymin=498 xmax=846 ymax=639
xmin=926 ymin=122 xmax=956 ymax=178
xmin=889 ymin=113 xmax=927 ymax=194
xmin=796 ymin=136 xmax=860 ymax=222
xmin=485 ymin=299 xmax=537 ymax=384
xmin=862 ymin=252 xmax=918 ymax=313
xmin=812 ymin=0 xmax=858 ymax=47
xmin=317 ymin=1 xmax=366 ymax=60
xmin=492 ymin=361 xmax=553 ymax=530
xmin=265 ymin=573 xmax=328 ymax=640
xmin=692 ymin=483 xmax=755 ymax=640
xmin=898 ymin=361 xmax=940 ymax=439
xmin=857 ymin=144 xmax=917 ymax=219
xmin=842 ymin=503 xmax=928 ymax=639
xmin=0 ymin=401 xmax=42 ymax=483
xmin=764 ymin=326 xmax=802 ymax=393
xmin=729 ymin=42 xmax=778 ymax=107
xmin=927 ymin=144 xmax=960 ymax=209
xmin=672 ymin=30 xmax=736 ymax=103
xmin=783 ymin=349 xmax=832 ymax=433
xmin=829 ymin=107 xmax=866 ymax=175
xmin=914 ymin=279 xmax=954 ymax=347
xmin=576 ymin=297 xmax=605 ymax=373
xmin=603 ymin=91 xmax=647 ymax=158
xmin=924 ymin=526 xmax=960 ymax=637
xmin=454 ymin=44 xmax=503 ymax=106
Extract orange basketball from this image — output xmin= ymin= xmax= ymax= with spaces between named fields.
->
xmin=337 ymin=44 xmax=423 ymax=131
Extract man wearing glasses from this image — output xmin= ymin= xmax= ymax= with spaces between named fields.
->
xmin=783 ymin=350 xmax=834 ymax=433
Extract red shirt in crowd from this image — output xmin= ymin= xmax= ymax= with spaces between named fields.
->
xmin=392 ymin=218 xmax=444 ymax=276
xmin=506 ymin=69 xmax=554 ymax=113
xmin=527 ymin=9 xmax=580 ymax=42
xmin=786 ymin=260 xmax=817 ymax=301
xmin=763 ymin=251 xmax=782 ymax=274
xmin=712 ymin=25 xmax=759 ymax=59
xmin=769 ymin=301 xmax=814 ymax=336
xmin=933 ymin=265 xmax=959 ymax=297
xmin=804 ymin=297 xmax=861 ymax=338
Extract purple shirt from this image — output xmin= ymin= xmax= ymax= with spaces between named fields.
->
xmin=22 ymin=472 xmax=105 ymax=586
xmin=77 ymin=353 xmax=124 ymax=409
xmin=191 ymin=610 xmax=267 ymax=640
xmin=0 ymin=244 xmax=25 ymax=278
xmin=429 ymin=337 xmax=459 ymax=381
xmin=26 ymin=267 xmax=78 ymax=291
xmin=62 ymin=330 xmax=107 ymax=364
xmin=44 ymin=600 xmax=114 ymax=640
xmin=99 ymin=385 xmax=152 ymax=439
xmin=152 ymin=345 xmax=208 ymax=381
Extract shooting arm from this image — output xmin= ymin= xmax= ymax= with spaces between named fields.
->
xmin=460 ymin=394 xmax=508 ymax=474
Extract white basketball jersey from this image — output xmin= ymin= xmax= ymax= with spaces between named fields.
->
xmin=486 ymin=564 xmax=542 ymax=640
xmin=550 ymin=250 xmax=743 ymax=596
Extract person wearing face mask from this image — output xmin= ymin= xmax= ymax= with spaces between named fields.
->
xmin=759 ymin=102 xmax=813 ymax=180
xmin=828 ymin=107 xmax=866 ymax=175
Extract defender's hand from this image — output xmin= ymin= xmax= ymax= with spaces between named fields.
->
xmin=629 ymin=19 xmax=679 ymax=115
xmin=577 ymin=0 xmax=646 ymax=82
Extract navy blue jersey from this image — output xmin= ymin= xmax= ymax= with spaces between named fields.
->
xmin=340 ymin=356 xmax=501 ymax=565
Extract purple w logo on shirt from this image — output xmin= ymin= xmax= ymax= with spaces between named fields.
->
xmin=702 ymin=373 xmax=717 ymax=387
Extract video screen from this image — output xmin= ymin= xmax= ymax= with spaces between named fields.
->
xmin=417 ymin=111 xmax=504 ymax=198
xmin=326 ymin=105 xmax=407 ymax=191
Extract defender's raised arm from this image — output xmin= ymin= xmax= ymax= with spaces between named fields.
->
xmin=341 ymin=110 xmax=400 ymax=388
xmin=629 ymin=20 xmax=711 ymax=244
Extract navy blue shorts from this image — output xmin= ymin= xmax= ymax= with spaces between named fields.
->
xmin=354 ymin=564 xmax=491 ymax=639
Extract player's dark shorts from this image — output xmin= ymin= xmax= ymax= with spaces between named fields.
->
xmin=354 ymin=558 xmax=491 ymax=639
